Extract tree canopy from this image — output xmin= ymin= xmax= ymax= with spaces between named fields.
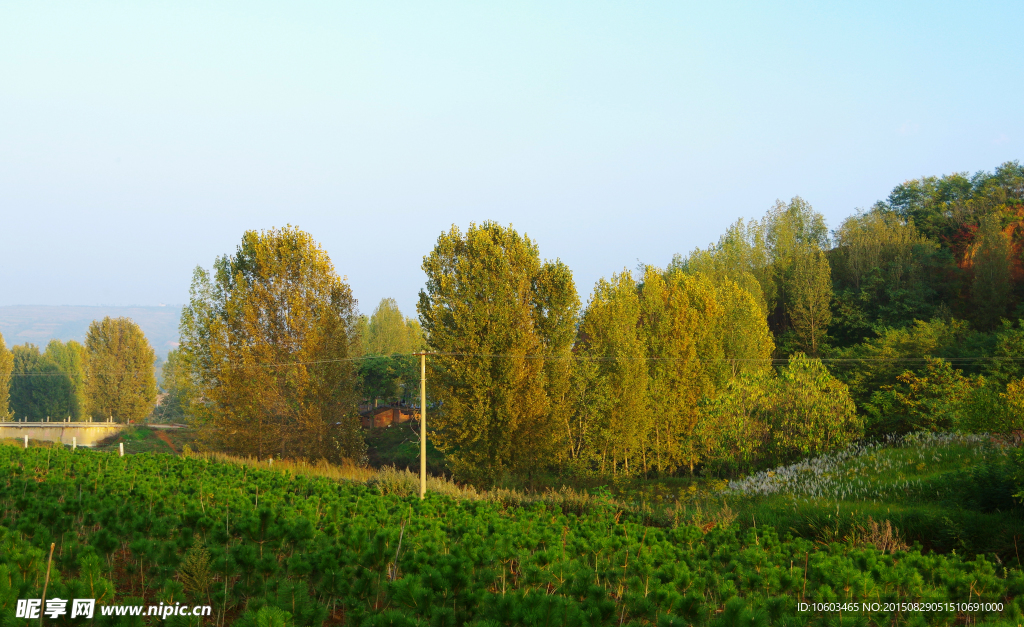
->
xmin=0 ymin=333 xmax=11 ymax=420
xmin=418 ymin=222 xmax=579 ymax=484
xmin=178 ymin=226 xmax=365 ymax=463
xmin=85 ymin=318 xmax=157 ymax=422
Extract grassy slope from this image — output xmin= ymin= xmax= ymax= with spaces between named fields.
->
xmin=721 ymin=434 xmax=1024 ymax=561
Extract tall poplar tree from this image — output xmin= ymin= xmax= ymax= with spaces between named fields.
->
xmin=579 ymin=271 xmax=648 ymax=476
xmin=789 ymin=246 xmax=833 ymax=355
xmin=44 ymin=340 xmax=89 ymax=419
xmin=971 ymin=213 xmax=1012 ymax=329
xmin=0 ymin=332 xmax=11 ymax=420
xmin=366 ymin=298 xmax=411 ymax=355
xmin=418 ymin=222 xmax=579 ymax=483
xmin=179 ymin=226 xmax=365 ymax=462
xmin=85 ymin=317 xmax=157 ymax=422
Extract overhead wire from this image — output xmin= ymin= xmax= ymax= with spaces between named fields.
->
xmin=7 ymin=352 xmax=1024 ymax=377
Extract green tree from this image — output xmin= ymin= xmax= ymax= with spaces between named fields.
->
xmin=352 ymin=315 xmax=370 ymax=357
xmin=0 ymin=332 xmax=11 ymax=420
xmin=832 ymin=210 xmax=933 ymax=292
xmin=405 ymin=318 xmax=426 ymax=352
xmin=763 ymin=197 xmax=830 ymax=339
xmin=9 ymin=343 xmax=80 ymax=420
xmin=716 ymin=276 xmax=776 ymax=378
xmin=85 ymin=318 xmax=157 ymax=422
xmin=674 ymin=196 xmax=832 ymax=348
xmin=828 ymin=209 xmax=945 ymax=346
xmin=767 ymin=354 xmax=860 ymax=462
xmin=866 ymin=358 xmax=982 ymax=434
xmin=43 ymin=340 xmax=88 ymax=419
xmin=788 ymin=246 xmax=832 ymax=355
xmin=673 ymin=218 xmax=772 ymax=315
xmin=580 ymin=267 xmax=773 ymax=475
xmin=986 ymin=319 xmax=1024 ymax=386
xmin=417 ymin=222 xmax=579 ymax=483
xmin=560 ymin=355 xmax=610 ymax=469
xmin=578 ymin=270 xmax=648 ymax=476
xmin=366 ymin=298 xmax=411 ymax=355
xmin=971 ymin=213 xmax=1012 ymax=329
xmin=179 ymin=226 xmax=365 ymax=462
xmin=698 ymin=355 xmax=860 ymax=469
xmin=152 ymin=348 xmax=186 ymax=422
xmin=358 ymin=354 xmax=418 ymax=407
xmin=830 ymin=317 xmax=975 ymax=411
xmin=357 ymin=298 xmax=427 ymax=408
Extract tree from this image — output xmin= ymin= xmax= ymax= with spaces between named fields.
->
xmin=152 ymin=348 xmax=186 ymax=422
xmin=867 ymin=358 xmax=981 ymax=434
xmin=674 ymin=197 xmax=832 ymax=348
xmin=417 ymin=222 xmax=579 ymax=483
xmin=578 ymin=271 xmax=648 ymax=476
xmin=698 ymin=354 xmax=860 ymax=469
xmin=766 ymin=354 xmax=860 ymax=462
xmin=179 ymin=226 xmax=365 ymax=462
xmin=85 ymin=317 xmax=157 ymax=422
xmin=357 ymin=354 xmax=418 ymax=407
xmin=970 ymin=213 xmax=1012 ymax=329
xmin=830 ymin=317 xmax=974 ymax=411
xmin=715 ymin=276 xmax=776 ymax=377
xmin=673 ymin=218 xmax=773 ymax=315
xmin=10 ymin=345 xmax=71 ymax=420
xmin=788 ymin=246 xmax=832 ymax=355
xmin=43 ymin=340 xmax=89 ymax=419
xmin=0 ymin=332 xmax=12 ymax=420
xmin=365 ymin=298 xmax=412 ymax=355
xmin=986 ymin=319 xmax=1024 ymax=386
xmin=579 ymin=267 xmax=773 ymax=475
xmin=357 ymin=298 xmax=427 ymax=407
xmin=832 ymin=210 xmax=933 ymax=292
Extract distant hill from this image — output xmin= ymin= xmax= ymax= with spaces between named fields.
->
xmin=0 ymin=305 xmax=181 ymax=358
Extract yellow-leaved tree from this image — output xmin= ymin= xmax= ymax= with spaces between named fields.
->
xmin=579 ymin=267 xmax=774 ymax=475
xmin=0 ymin=331 xmax=11 ymax=420
xmin=178 ymin=226 xmax=365 ymax=463
xmin=418 ymin=222 xmax=579 ymax=484
xmin=579 ymin=270 xmax=648 ymax=476
xmin=85 ymin=317 xmax=157 ymax=422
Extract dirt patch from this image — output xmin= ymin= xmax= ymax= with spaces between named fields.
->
xmin=153 ymin=430 xmax=178 ymax=453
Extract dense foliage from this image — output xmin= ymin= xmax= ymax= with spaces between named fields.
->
xmin=85 ymin=317 xmax=158 ymax=423
xmin=176 ymin=226 xmax=365 ymax=464
xmin=0 ymin=332 xmax=10 ymax=421
xmin=418 ymin=222 xmax=579 ymax=484
xmin=6 ymin=328 xmax=151 ymax=423
xmin=2 ymin=443 xmax=1022 ymax=626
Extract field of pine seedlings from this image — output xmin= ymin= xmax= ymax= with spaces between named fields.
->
xmin=1 ymin=435 xmax=1023 ymax=626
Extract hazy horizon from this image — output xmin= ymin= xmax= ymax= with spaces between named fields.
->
xmin=0 ymin=305 xmax=182 ymax=358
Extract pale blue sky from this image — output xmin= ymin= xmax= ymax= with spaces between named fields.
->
xmin=1 ymin=1 xmax=1021 ymax=318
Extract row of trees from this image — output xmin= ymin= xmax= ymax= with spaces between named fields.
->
xmin=418 ymin=222 xmax=861 ymax=483
xmin=0 ymin=317 xmax=158 ymax=422
xmin=164 ymin=161 xmax=1024 ymax=485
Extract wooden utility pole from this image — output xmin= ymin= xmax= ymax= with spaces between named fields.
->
xmin=415 ymin=352 xmax=429 ymax=499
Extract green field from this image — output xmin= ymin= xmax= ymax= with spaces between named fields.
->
xmin=1 ymin=435 xmax=1023 ymax=626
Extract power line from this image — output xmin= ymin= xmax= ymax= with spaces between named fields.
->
xmin=8 ymin=352 xmax=1023 ymax=377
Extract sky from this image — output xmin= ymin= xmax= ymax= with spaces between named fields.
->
xmin=1 ymin=1 xmax=1022 ymax=319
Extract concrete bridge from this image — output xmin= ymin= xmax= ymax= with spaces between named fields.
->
xmin=0 ymin=421 xmax=129 ymax=447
